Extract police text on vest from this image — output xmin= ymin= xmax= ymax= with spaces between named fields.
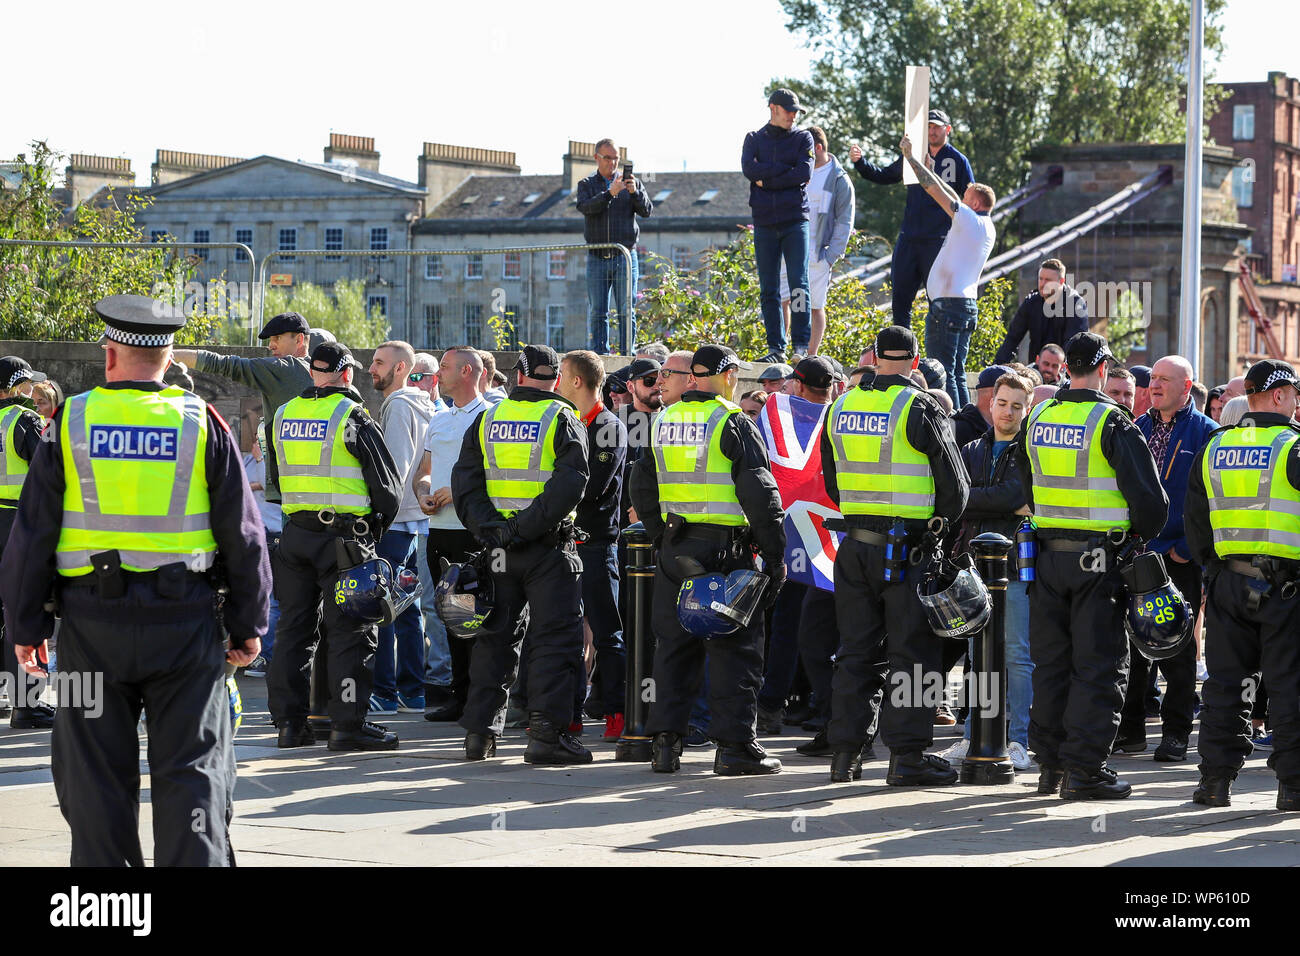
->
xmin=1212 ymin=447 xmax=1272 ymax=470
xmin=88 ymin=426 xmax=178 ymax=461
xmin=1030 ymin=423 xmax=1086 ymax=449
xmin=279 ymin=419 xmax=328 ymax=442
xmin=658 ymin=422 xmax=707 ymax=444
xmin=488 ymin=421 xmax=541 ymax=443
xmin=834 ymin=412 xmax=891 ymax=435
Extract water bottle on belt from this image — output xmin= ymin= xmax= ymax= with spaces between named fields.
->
xmin=884 ymin=518 xmax=908 ymax=583
xmin=1016 ymin=517 xmax=1037 ymax=582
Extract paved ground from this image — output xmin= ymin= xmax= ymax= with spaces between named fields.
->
xmin=1 ymin=675 xmax=1295 ymax=866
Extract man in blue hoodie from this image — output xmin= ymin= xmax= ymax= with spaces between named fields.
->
xmin=743 ymin=89 xmax=815 ymax=363
xmin=1114 ymin=355 xmax=1216 ymax=762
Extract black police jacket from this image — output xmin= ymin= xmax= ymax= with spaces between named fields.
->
xmin=820 ymin=374 xmax=970 ymax=534
xmin=0 ymin=381 xmax=272 ymax=648
xmin=1185 ymin=411 xmax=1300 ymax=568
xmin=451 ymin=386 xmax=589 ymax=545
xmin=1013 ymin=387 xmax=1168 ymax=542
xmin=264 ymin=384 xmax=402 ymax=541
xmin=628 ymin=389 xmax=786 ymax=566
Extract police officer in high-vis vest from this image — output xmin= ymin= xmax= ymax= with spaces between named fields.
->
xmin=451 ymin=344 xmax=591 ymax=765
xmin=1016 ymin=331 xmax=1167 ymax=800
xmin=629 ymin=344 xmax=787 ymax=776
xmin=0 ymin=356 xmax=55 ymax=731
xmin=822 ymin=326 xmax=968 ymax=786
xmin=0 ymin=295 xmax=270 ymax=866
xmin=267 ymin=341 xmax=402 ymax=751
xmin=1186 ymin=359 xmax=1300 ymax=810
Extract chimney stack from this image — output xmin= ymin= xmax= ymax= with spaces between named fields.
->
xmin=323 ymin=133 xmax=380 ymax=173
xmin=65 ymin=154 xmax=134 ymax=207
xmin=151 ymin=149 xmax=245 ymax=186
xmin=418 ymin=142 xmax=520 ymax=211
xmin=563 ymin=140 xmax=627 ymax=194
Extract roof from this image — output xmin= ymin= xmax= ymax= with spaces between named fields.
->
xmin=141 ymin=154 xmax=425 ymax=197
xmin=416 ymin=169 xmax=752 ymax=234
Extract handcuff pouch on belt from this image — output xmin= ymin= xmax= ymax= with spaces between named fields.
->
xmin=1237 ymin=556 xmax=1299 ymax=610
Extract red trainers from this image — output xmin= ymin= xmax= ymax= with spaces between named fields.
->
xmin=568 ymin=719 xmax=584 ymax=735
xmin=603 ymin=712 xmax=625 ymax=741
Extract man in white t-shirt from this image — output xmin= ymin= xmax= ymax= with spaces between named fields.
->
xmin=900 ymin=132 xmax=996 ymax=409
xmin=779 ymin=126 xmax=856 ymax=356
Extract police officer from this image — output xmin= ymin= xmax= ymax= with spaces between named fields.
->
xmin=629 ymin=344 xmax=787 ymax=775
xmin=0 ymin=357 xmax=56 ymax=730
xmin=1186 ymin=359 xmax=1300 ymax=810
xmin=0 ymin=295 xmax=270 ymax=866
xmin=1016 ymin=331 xmax=1167 ymax=799
xmin=450 ymin=344 xmax=591 ymax=764
xmin=822 ymin=326 xmax=968 ymax=785
xmin=267 ymin=342 xmax=402 ymax=751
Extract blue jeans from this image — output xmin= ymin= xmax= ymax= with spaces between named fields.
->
xmin=373 ymin=530 xmax=425 ymax=701
xmin=963 ymin=580 xmax=1032 ymax=746
xmin=754 ymin=219 xmax=810 ymax=354
xmin=418 ymin=532 xmax=452 ymax=686
xmin=586 ymin=249 xmax=638 ymax=354
xmin=926 ymin=297 xmax=978 ymax=408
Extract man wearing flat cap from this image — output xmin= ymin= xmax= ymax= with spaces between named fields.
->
xmin=267 ymin=342 xmax=402 ymax=753
xmin=630 ymin=344 xmax=788 ymax=775
xmin=0 ymin=294 xmax=271 ymax=866
xmin=0 ymin=356 xmax=57 ymax=732
xmin=1186 ymin=359 xmax=1300 ymax=811
xmin=451 ymin=344 xmax=593 ymax=765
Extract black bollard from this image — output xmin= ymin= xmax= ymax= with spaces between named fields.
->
xmin=616 ymin=523 xmax=655 ymax=761
xmin=962 ymin=532 xmax=1015 ymax=784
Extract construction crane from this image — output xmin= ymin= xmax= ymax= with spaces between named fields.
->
xmin=1237 ymin=260 xmax=1286 ymax=360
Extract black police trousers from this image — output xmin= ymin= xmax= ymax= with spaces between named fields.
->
xmin=1199 ymin=566 xmax=1300 ymax=783
xmin=1119 ymin=557 xmax=1202 ymax=740
xmin=0 ymin=507 xmax=43 ymax=723
xmin=460 ymin=540 xmax=583 ymax=736
xmin=53 ymin=574 xmax=234 ymax=867
xmin=268 ymin=522 xmax=377 ymax=732
xmin=1027 ymin=550 xmax=1129 ymax=773
xmin=827 ymin=538 xmax=920 ymax=754
xmin=645 ymin=535 xmax=764 ymax=744
xmin=799 ymin=585 xmax=843 ymax=723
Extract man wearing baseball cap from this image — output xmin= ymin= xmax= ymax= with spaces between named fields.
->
xmin=629 ymin=344 xmax=788 ymax=775
xmin=821 ymin=325 xmax=969 ymax=785
xmin=744 ymin=90 xmax=816 ymax=364
xmin=268 ymin=341 xmax=403 ymax=753
xmin=450 ymin=344 xmax=593 ymax=766
xmin=1186 ymin=358 xmax=1300 ymax=810
xmin=1016 ymin=331 xmax=1167 ymax=800
xmin=848 ymin=108 xmax=974 ymax=329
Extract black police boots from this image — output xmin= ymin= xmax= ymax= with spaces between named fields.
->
xmin=798 ymin=728 xmax=833 ymax=757
xmin=523 ymin=712 xmax=593 ymax=765
xmin=651 ymin=732 xmax=683 ymax=773
xmin=1278 ymin=780 xmax=1300 ymax=812
xmin=1192 ymin=774 xmax=1233 ymax=807
xmin=715 ymin=739 xmax=782 ymax=775
xmin=1060 ymin=766 xmax=1132 ymax=800
xmin=830 ymin=750 xmax=863 ymax=783
xmin=1038 ymin=765 xmax=1064 ymax=795
xmin=1153 ymin=733 xmax=1189 ymax=762
xmin=277 ymin=722 xmax=315 ymax=748
xmin=886 ymin=751 xmax=958 ymax=787
xmin=9 ymin=702 xmax=55 ymax=730
xmin=328 ymin=721 xmax=399 ymax=752
xmin=464 ymin=732 xmax=496 ymax=761
xmin=1112 ymin=731 xmax=1147 ymax=754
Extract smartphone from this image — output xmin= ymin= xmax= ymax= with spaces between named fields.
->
xmin=623 ymin=161 xmax=634 ymax=182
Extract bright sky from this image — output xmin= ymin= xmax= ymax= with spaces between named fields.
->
xmin=4 ymin=0 xmax=1293 ymax=186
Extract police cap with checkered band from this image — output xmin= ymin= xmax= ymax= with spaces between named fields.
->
xmin=93 ymin=294 xmax=187 ymax=348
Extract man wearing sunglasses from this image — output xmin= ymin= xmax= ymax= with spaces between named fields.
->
xmin=658 ymin=350 xmax=695 ymax=407
xmin=408 ymin=353 xmax=445 ymax=410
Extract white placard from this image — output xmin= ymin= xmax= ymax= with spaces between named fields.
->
xmin=903 ymin=65 xmax=930 ymax=185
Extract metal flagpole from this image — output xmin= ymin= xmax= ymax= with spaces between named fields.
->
xmin=1178 ymin=0 xmax=1205 ymax=367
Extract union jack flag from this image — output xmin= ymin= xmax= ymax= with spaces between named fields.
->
xmin=756 ymin=392 xmax=842 ymax=591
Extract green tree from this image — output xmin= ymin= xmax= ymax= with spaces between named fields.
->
xmin=777 ymin=0 xmax=1226 ymax=244
xmin=262 ymin=278 xmax=390 ymax=348
xmin=0 ymin=141 xmax=226 ymax=343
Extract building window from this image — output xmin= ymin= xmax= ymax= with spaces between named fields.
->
xmin=548 ymin=250 xmax=566 ymax=279
xmin=150 ymin=230 xmax=168 ymax=243
xmin=192 ymin=229 xmax=210 ymax=260
xmin=466 ymin=253 xmax=483 ymax=280
xmin=503 ymin=251 xmax=521 ymax=279
xmin=1233 ymin=105 xmax=1255 ymax=141
xmin=671 ymin=245 xmax=692 ymax=271
xmin=424 ymin=304 xmax=442 ymax=347
xmin=1233 ymin=165 xmax=1254 ymax=209
xmin=370 ymin=226 xmax=389 ymax=261
xmin=425 ymin=255 xmax=442 ymax=280
xmin=325 ymin=227 xmax=344 ymax=262
xmin=367 ymin=295 xmax=388 ymax=318
xmin=234 ymin=228 xmax=252 ymax=261
xmin=465 ymin=304 xmax=483 ymax=347
xmin=546 ymin=304 xmax=566 ymax=350
xmin=278 ymin=228 xmax=297 ymax=262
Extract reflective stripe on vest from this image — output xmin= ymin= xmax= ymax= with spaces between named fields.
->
xmin=825 ymin=385 xmax=936 ymax=518
xmin=480 ymin=399 xmax=565 ymax=515
xmin=0 ymin=405 xmax=32 ymax=502
xmin=1203 ymin=425 xmax=1300 ymax=559
xmin=1025 ymin=399 xmax=1131 ymax=531
xmin=652 ymin=398 xmax=747 ymax=525
xmin=56 ymin=387 xmax=216 ymax=575
xmin=273 ymin=393 xmax=371 ymax=514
